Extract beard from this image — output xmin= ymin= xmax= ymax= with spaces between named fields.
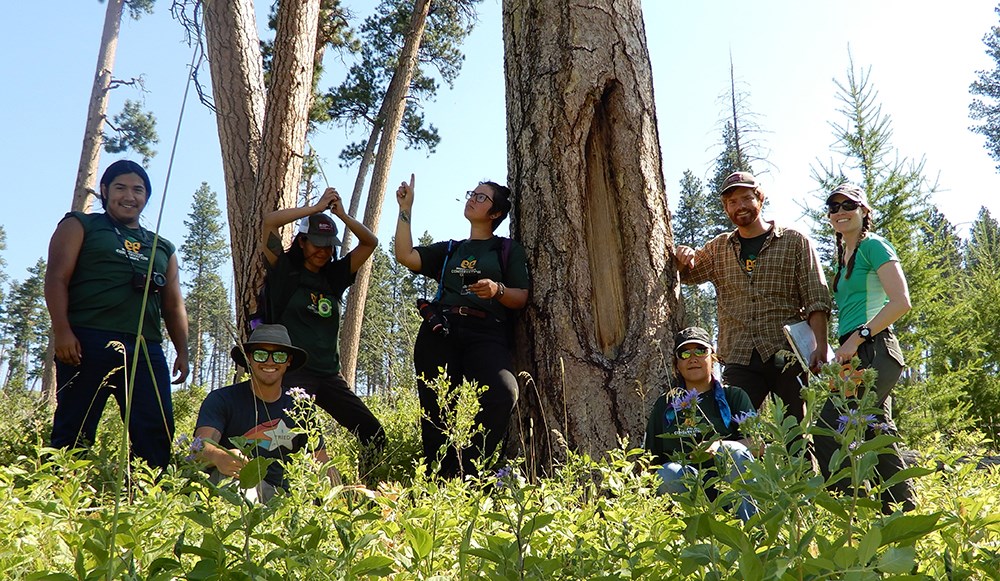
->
xmin=727 ymin=204 xmax=761 ymax=228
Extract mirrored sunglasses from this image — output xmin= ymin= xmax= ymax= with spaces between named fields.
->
xmin=251 ymin=349 xmax=289 ymax=364
xmin=677 ymin=347 xmax=709 ymax=360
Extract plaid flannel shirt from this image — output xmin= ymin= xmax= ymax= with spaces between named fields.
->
xmin=681 ymin=222 xmax=831 ymax=366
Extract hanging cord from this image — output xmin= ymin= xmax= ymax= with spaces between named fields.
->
xmin=108 ymin=41 xmax=199 ymax=579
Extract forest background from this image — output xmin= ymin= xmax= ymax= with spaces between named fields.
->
xmin=1 ymin=2 xmax=1000 ymax=440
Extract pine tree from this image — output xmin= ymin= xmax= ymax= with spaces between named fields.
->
xmin=2 ymin=259 xmax=49 ymax=391
xmin=180 ymin=183 xmax=232 ymax=387
xmin=970 ymin=4 xmax=1000 ymax=171
xmin=673 ymin=171 xmax=717 ymax=333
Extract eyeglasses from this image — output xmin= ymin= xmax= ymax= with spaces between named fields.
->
xmin=251 ymin=349 xmax=290 ymax=364
xmin=827 ymin=200 xmax=861 ymax=214
xmin=677 ymin=347 xmax=709 ymax=360
xmin=465 ymin=190 xmax=494 ymax=204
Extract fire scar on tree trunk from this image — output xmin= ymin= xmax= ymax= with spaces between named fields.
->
xmin=503 ymin=0 xmax=681 ymax=471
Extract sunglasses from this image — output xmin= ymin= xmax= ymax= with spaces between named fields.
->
xmin=827 ymin=200 xmax=861 ymax=214
xmin=677 ymin=347 xmax=709 ymax=360
xmin=465 ymin=190 xmax=494 ymax=204
xmin=251 ymin=349 xmax=290 ymax=364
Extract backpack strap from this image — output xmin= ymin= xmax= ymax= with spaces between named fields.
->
xmin=433 ymin=239 xmax=459 ymax=302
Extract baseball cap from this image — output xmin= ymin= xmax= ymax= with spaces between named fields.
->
xmin=826 ymin=183 xmax=871 ymax=210
xmin=674 ymin=326 xmax=713 ymax=355
xmin=719 ymin=171 xmax=759 ymax=196
xmin=298 ymin=214 xmax=341 ymax=247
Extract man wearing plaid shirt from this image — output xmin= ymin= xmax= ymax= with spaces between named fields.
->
xmin=674 ymin=171 xmax=831 ymax=421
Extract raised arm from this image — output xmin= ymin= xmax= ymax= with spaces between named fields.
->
xmin=328 ymin=189 xmax=378 ymax=273
xmin=260 ymin=188 xmax=340 ymax=267
xmin=45 ymin=218 xmax=85 ymax=366
xmin=394 ymin=174 xmax=422 ymax=271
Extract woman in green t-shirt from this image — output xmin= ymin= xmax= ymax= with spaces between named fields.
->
xmin=393 ymin=174 xmax=531 ymax=478
xmin=259 ymin=187 xmax=385 ymax=477
xmin=814 ymin=183 xmax=915 ymax=514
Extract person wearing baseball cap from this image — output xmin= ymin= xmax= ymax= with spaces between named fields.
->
xmin=673 ymin=171 xmax=832 ymax=422
xmin=258 ymin=187 xmax=386 ymax=480
xmin=644 ymin=327 xmax=758 ymax=522
xmin=194 ymin=324 xmax=338 ymax=501
xmin=812 ymin=183 xmax=915 ymax=514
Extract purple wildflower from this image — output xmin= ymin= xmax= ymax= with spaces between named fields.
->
xmin=836 ymin=409 xmax=877 ymax=433
xmin=732 ymin=411 xmax=757 ymax=425
xmin=288 ymin=387 xmax=313 ymax=401
xmin=670 ymin=389 xmax=699 ymax=413
xmin=871 ymin=422 xmax=893 ymax=434
xmin=496 ymin=466 xmax=512 ymax=479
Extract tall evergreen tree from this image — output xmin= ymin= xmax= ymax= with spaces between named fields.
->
xmin=673 ymin=170 xmax=717 ymax=333
xmin=969 ymin=3 xmax=1000 ymax=171
xmin=3 ymin=259 xmax=49 ymax=391
xmin=180 ymin=183 xmax=232 ymax=387
xmin=0 ymin=227 xmax=8 ymax=384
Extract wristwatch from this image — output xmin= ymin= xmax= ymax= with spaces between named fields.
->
xmin=858 ymin=325 xmax=873 ymax=342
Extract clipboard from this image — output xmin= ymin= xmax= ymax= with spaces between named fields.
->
xmin=782 ymin=320 xmax=834 ymax=375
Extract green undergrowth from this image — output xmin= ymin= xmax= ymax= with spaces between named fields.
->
xmin=0 ymin=366 xmax=998 ymax=579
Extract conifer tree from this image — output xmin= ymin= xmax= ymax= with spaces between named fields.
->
xmin=2 ymin=259 xmax=49 ymax=391
xmin=180 ymin=183 xmax=232 ymax=387
xmin=970 ymin=4 xmax=1000 ymax=171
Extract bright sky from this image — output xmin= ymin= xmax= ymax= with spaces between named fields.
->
xmin=2 ymin=1 xmax=999 ymax=287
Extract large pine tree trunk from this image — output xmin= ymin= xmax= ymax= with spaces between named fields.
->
xmin=339 ymin=0 xmax=432 ymax=387
xmin=202 ymin=0 xmax=267 ymax=340
xmin=503 ymin=0 xmax=680 ymax=468
xmin=203 ymin=0 xmax=320 ymax=340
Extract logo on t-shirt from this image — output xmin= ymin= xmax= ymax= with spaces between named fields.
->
xmin=454 ymin=255 xmax=482 ymax=295
xmin=244 ymin=418 xmax=295 ymax=451
xmin=744 ymin=254 xmax=758 ymax=273
xmin=308 ymin=293 xmax=334 ymax=318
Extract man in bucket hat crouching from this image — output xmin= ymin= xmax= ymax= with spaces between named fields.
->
xmin=194 ymin=324 xmax=338 ymax=502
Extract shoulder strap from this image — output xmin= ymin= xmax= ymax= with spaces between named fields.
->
xmin=433 ymin=239 xmax=460 ymax=302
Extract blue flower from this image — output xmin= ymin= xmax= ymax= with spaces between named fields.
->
xmin=496 ymin=466 xmax=512 ymax=480
xmin=836 ymin=409 xmax=877 ymax=433
xmin=732 ymin=411 xmax=757 ymax=425
xmin=670 ymin=389 xmax=699 ymax=412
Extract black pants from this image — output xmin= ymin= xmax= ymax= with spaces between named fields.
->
xmin=413 ymin=317 xmax=518 ymax=478
xmin=812 ymin=329 xmax=915 ymax=513
xmin=723 ymin=349 xmax=808 ymax=421
xmin=282 ymin=369 xmax=387 ymax=474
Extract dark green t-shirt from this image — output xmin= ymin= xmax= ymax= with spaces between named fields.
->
xmin=644 ymin=382 xmax=754 ymax=463
xmin=415 ymin=237 xmax=530 ymax=322
xmin=66 ymin=212 xmax=175 ymax=341
xmin=267 ymin=252 xmax=354 ymax=375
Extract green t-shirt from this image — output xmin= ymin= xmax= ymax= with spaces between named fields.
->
xmin=833 ymin=233 xmax=897 ymax=335
xmin=268 ymin=252 xmax=354 ymax=375
xmin=66 ymin=212 xmax=174 ymax=341
xmin=415 ymin=237 xmax=530 ymax=322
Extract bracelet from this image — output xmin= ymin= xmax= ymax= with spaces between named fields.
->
xmin=496 ymin=282 xmax=506 ymax=298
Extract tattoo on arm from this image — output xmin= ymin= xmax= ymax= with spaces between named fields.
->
xmin=266 ymin=232 xmax=284 ymax=255
xmin=399 ymin=210 xmax=410 ymax=224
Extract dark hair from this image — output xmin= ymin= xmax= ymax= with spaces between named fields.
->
xmin=286 ymin=233 xmax=308 ymax=268
xmin=832 ymin=214 xmax=871 ymax=292
xmin=482 ymin=181 xmax=512 ymax=232
xmin=99 ymin=160 xmax=152 ymax=209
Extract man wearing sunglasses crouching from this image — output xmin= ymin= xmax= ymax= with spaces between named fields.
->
xmin=645 ymin=327 xmax=758 ymax=522
xmin=194 ymin=324 xmax=337 ymax=501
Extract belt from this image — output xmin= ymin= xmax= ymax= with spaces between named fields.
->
xmin=444 ymin=305 xmax=488 ymax=319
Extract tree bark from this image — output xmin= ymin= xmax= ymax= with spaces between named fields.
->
xmin=202 ymin=0 xmax=267 ymax=341
xmin=339 ymin=0 xmax=432 ymax=386
xmin=203 ymin=0 xmax=320 ymax=341
xmin=503 ymin=0 xmax=680 ymax=469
